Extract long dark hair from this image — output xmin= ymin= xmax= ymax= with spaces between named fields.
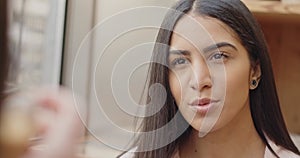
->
xmin=0 ymin=0 xmax=9 ymax=108
xmin=120 ymin=0 xmax=300 ymax=157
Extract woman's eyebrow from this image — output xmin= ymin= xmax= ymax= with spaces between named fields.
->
xmin=203 ymin=42 xmax=237 ymax=53
xmin=169 ymin=49 xmax=191 ymax=56
xmin=169 ymin=42 xmax=237 ymax=56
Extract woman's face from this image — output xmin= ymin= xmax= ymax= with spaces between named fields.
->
xmin=168 ymin=14 xmax=256 ymax=135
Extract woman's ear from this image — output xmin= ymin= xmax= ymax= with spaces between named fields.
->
xmin=249 ymin=63 xmax=261 ymax=90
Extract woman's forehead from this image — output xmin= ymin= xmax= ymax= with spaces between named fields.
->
xmin=171 ymin=14 xmax=239 ymax=49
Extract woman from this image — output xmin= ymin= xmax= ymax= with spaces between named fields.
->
xmin=0 ymin=0 xmax=83 ymax=158
xmin=120 ymin=0 xmax=300 ymax=157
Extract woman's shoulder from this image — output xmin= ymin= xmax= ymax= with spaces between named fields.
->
xmin=118 ymin=147 xmax=180 ymax=158
xmin=118 ymin=147 xmax=137 ymax=158
xmin=119 ymin=152 xmax=135 ymax=158
xmin=265 ymin=139 xmax=300 ymax=158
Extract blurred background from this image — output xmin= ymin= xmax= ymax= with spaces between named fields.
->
xmin=7 ymin=0 xmax=300 ymax=157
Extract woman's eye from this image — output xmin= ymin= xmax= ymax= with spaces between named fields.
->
xmin=210 ymin=52 xmax=228 ymax=61
xmin=171 ymin=58 xmax=189 ymax=66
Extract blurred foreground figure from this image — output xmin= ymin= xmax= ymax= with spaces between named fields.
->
xmin=0 ymin=0 xmax=84 ymax=157
xmin=0 ymin=89 xmax=84 ymax=158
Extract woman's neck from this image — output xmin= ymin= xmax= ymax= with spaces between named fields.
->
xmin=179 ymin=104 xmax=266 ymax=158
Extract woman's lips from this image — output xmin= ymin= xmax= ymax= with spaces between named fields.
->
xmin=189 ymin=98 xmax=219 ymax=114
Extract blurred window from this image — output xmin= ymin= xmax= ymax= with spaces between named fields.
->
xmin=7 ymin=0 xmax=66 ymax=91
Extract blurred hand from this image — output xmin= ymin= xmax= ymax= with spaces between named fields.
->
xmin=0 ymin=87 xmax=85 ymax=158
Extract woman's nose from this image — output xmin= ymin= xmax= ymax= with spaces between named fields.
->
xmin=189 ymin=60 xmax=212 ymax=91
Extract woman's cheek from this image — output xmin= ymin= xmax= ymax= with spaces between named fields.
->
xmin=169 ymin=72 xmax=182 ymax=104
xmin=169 ymin=69 xmax=192 ymax=106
